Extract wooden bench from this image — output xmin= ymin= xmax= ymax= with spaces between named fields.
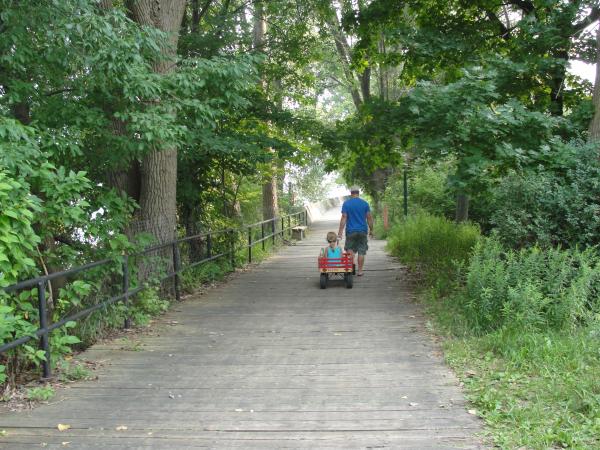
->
xmin=291 ymin=225 xmax=308 ymax=240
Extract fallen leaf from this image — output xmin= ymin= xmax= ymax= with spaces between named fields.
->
xmin=57 ymin=424 xmax=71 ymax=432
xmin=465 ymin=370 xmax=477 ymax=378
xmin=409 ymin=402 xmax=419 ymax=407
xmin=0 ymin=430 xmax=6 ymax=436
xmin=468 ymin=409 xmax=477 ymax=415
xmin=62 ymin=442 xmax=70 ymax=446
xmin=234 ymin=408 xmax=243 ymax=412
xmin=115 ymin=425 xmax=128 ymax=431
xmin=401 ymin=396 xmax=408 ymax=399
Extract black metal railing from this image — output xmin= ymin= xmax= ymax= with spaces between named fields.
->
xmin=0 ymin=210 xmax=308 ymax=379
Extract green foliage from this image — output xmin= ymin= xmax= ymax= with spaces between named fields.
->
xmin=446 ymin=329 xmax=600 ymax=449
xmin=26 ymin=385 xmax=55 ymax=402
xmin=129 ymin=289 xmax=169 ymax=326
xmin=386 ymin=213 xmax=480 ymax=291
xmin=485 ymin=143 xmax=600 ymax=249
xmin=459 ymin=238 xmax=600 ymax=334
xmin=58 ymin=361 xmax=92 ymax=382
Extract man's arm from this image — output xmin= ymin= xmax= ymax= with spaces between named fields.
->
xmin=367 ymin=212 xmax=374 ymax=237
xmin=338 ymin=213 xmax=347 ymax=238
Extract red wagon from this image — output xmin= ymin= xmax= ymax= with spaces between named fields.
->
xmin=318 ymin=252 xmax=354 ymax=289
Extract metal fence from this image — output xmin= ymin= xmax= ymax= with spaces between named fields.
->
xmin=0 ymin=210 xmax=308 ymax=379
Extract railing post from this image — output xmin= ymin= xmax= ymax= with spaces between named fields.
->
xmin=230 ymin=230 xmax=235 ymax=269
xmin=248 ymin=226 xmax=252 ymax=263
xmin=271 ymin=219 xmax=275 ymax=246
xmin=261 ymin=222 xmax=265 ymax=251
xmin=172 ymin=242 xmax=181 ymax=302
xmin=281 ymin=217 xmax=285 ymax=240
xmin=37 ymin=281 xmax=51 ymax=379
xmin=288 ymin=215 xmax=291 ymax=238
xmin=123 ymin=255 xmax=131 ymax=329
xmin=206 ymin=233 xmax=212 ymax=259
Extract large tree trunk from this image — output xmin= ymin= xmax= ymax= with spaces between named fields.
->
xmin=126 ymin=0 xmax=186 ymax=248
xmin=253 ymin=0 xmax=278 ymax=220
xmin=589 ymin=26 xmax=600 ymax=143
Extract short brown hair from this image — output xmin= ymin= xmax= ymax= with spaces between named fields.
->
xmin=326 ymin=231 xmax=337 ymax=242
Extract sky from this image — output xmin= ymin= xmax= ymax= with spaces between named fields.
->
xmin=570 ymin=60 xmax=596 ymax=83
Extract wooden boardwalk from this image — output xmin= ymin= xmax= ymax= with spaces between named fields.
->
xmin=0 ymin=213 xmax=483 ymax=449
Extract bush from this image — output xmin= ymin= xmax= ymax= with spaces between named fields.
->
xmin=459 ymin=237 xmax=600 ymax=334
xmin=409 ymin=165 xmax=456 ymax=218
xmin=381 ymin=163 xmax=455 ymax=224
xmin=487 ymin=143 xmax=600 ymax=249
xmin=386 ymin=213 xmax=480 ymax=290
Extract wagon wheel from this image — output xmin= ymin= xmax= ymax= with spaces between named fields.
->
xmin=345 ymin=273 xmax=353 ymax=289
xmin=320 ymin=273 xmax=328 ymax=289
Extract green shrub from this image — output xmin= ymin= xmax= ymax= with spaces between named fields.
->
xmin=386 ymin=213 xmax=480 ymax=290
xmin=487 ymin=144 xmax=600 ymax=249
xmin=409 ymin=165 xmax=456 ymax=218
xmin=460 ymin=237 xmax=600 ymax=333
xmin=381 ymin=163 xmax=455 ymax=224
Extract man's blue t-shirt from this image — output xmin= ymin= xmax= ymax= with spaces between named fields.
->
xmin=342 ymin=197 xmax=370 ymax=234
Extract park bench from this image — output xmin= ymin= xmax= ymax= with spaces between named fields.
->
xmin=292 ymin=225 xmax=308 ymax=240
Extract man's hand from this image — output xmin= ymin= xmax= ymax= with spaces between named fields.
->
xmin=338 ymin=232 xmax=343 ymax=240
xmin=368 ymin=229 xmax=374 ymax=239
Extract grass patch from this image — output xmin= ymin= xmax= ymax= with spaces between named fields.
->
xmin=57 ymin=361 xmax=93 ymax=381
xmin=26 ymin=385 xmax=55 ymax=402
xmin=387 ymin=213 xmax=600 ymax=448
xmin=443 ymin=329 xmax=600 ymax=449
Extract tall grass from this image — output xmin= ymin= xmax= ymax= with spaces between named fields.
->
xmin=386 ymin=213 xmax=600 ymax=448
xmin=386 ymin=213 xmax=480 ymax=291
xmin=460 ymin=238 xmax=600 ymax=334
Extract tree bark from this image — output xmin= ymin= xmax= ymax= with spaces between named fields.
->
xmin=361 ymin=67 xmax=371 ymax=102
xmin=126 ymin=0 xmax=186 ymax=248
xmin=455 ymin=193 xmax=469 ymax=222
xmin=589 ymin=26 xmax=600 ymax=144
xmin=253 ymin=0 xmax=278 ymax=220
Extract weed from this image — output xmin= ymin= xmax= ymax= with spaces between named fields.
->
xmin=26 ymin=385 xmax=55 ymax=402
xmin=58 ymin=361 xmax=92 ymax=381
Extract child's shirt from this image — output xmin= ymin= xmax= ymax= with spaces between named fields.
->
xmin=326 ymin=247 xmax=342 ymax=258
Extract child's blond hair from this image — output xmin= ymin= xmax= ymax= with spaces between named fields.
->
xmin=326 ymin=231 xmax=337 ymax=243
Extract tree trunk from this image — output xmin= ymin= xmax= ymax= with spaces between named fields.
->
xmin=589 ymin=26 xmax=600 ymax=144
xmin=548 ymin=49 xmax=568 ymax=116
xmin=181 ymin=204 xmax=204 ymax=263
xmin=455 ymin=193 xmax=469 ymax=222
xmin=323 ymin=5 xmax=362 ymax=110
xmin=262 ymin=178 xmax=278 ymax=220
xmin=361 ymin=67 xmax=371 ymax=102
xmin=126 ymin=0 xmax=186 ymax=248
xmin=254 ymin=0 xmax=278 ymax=220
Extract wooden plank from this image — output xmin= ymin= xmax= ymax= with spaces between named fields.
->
xmin=0 ymin=213 xmax=485 ymax=449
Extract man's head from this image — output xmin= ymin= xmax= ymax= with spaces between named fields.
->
xmin=349 ymin=186 xmax=360 ymax=196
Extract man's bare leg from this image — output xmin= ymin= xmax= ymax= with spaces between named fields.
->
xmin=357 ymin=255 xmax=365 ymax=276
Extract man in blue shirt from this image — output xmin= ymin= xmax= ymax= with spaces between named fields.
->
xmin=337 ymin=186 xmax=374 ymax=276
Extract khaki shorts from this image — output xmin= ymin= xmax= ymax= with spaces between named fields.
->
xmin=345 ymin=232 xmax=368 ymax=255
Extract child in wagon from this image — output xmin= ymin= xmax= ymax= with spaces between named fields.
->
xmin=323 ymin=231 xmax=342 ymax=258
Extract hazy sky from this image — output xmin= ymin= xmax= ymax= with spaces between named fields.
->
xmin=570 ymin=60 xmax=596 ymax=83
